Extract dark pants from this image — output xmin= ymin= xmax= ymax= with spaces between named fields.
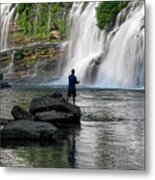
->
xmin=67 ymin=89 xmax=76 ymax=97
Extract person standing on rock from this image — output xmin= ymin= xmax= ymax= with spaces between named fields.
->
xmin=67 ymin=69 xmax=79 ymax=105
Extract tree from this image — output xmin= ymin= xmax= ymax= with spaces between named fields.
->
xmin=96 ymin=1 xmax=129 ymax=30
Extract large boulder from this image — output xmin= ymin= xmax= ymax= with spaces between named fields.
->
xmin=34 ymin=110 xmax=80 ymax=125
xmin=11 ymin=105 xmax=32 ymax=120
xmin=0 ymin=120 xmax=57 ymax=141
xmin=29 ymin=94 xmax=81 ymax=124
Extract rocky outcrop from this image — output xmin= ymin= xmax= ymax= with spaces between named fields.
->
xmin=30 ymin=94 xmax=81 ymax=115
xmin=0 ymin=93 xmax=81 ymax=144
xmin=0 ymin=42 xmax=67 ymax=81
xmin=48 ymin=31 xmax=62 ymax=40
xmin=30 ymin=94 xmax=81 ymax=125
xmin=0 ymin=120 xmax=57 ymax=141
xmin=34 ymin=110 xmax=79 ymax=125
xmin=11 ymin=105 xmax=32 ymax=120
xmin=9 ymin=93 xmax=81 ymax=125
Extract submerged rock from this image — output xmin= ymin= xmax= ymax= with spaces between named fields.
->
xmin=1 ymin=120 xmax=57 ymax=141
xmin=11 ymin=105 xmax=32 ymax=120
xmin=29 ymin=94 xmax=81 ymax=124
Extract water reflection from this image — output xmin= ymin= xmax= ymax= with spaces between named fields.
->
xmin=0 ymin=87 xmax=145 ymax=169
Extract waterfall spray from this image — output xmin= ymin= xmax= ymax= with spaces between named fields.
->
xmin=62 ymin=2 xmax=105 ymax=84
xmin=1 ymin=4 xmax=17 ymax=50
xmin=96 ymin=1 xmax=144 ymax=88
xmin=62 ymin=1 xmax=144 ymax=88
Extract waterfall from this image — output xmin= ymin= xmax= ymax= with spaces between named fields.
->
xmin=0 ymin=4 xmax=17 ymax=50
xmin=0 ymin=2 xmax=144 ymax=88
xmin=96 ymin=1 xmax=144 ymax=88
xmin=62 ymin=1 xmax=144 ymax=88
xmin=8 ymin=50 xmax=15 ymax=75
xmin=61 ymin=2 xmax=105 ymax=84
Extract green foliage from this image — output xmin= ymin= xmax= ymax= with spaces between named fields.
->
xmin=27 ymin=59 xmax=35 ymax=65
xmin=96 ymin=1 xmax=129 ymax=30
xmin=17 ymin=4 xmax=32 ymax=15
xmin=16 ymin=3 xmax=72 ymax=42
xmin=57 ymin=19 xmax=66 ymax=35
xmin=17 ymin=4 xmax=27 ymax=14
xmin=17 ymin=4 xmax=33 ymax=35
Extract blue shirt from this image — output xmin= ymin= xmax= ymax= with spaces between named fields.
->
xmin=68 ymin=74 xmax=78 ymax=91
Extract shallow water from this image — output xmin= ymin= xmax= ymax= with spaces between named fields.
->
xmin=0 ymin=85 xmax=145 ymax=169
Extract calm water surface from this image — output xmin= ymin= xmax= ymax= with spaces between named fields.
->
xmin=0 ymin=85 xmax=145 ymax=169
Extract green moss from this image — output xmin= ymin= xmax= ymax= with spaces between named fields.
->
xmin=96 ymin=1 xmax=129 ymax=30
xmin=26 ymin=59 xmax=36 ymax=65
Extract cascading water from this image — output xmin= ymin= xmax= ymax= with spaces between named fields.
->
xmin=0 ymin=2 xmax=144 ymax=89
xmin=62 ymin=1 xmax=144 ymax=89
xmin=0 ymin=4 xmax=18 ymax=79
xmin=61 ymin=2 xmax=105 ymax=83
xmin=96 ymin=1 xmax=144 ymax=88
xmin=0 ymin=4 xmax=17 ymax=50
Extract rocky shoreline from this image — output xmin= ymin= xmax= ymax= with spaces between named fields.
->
xmin=0 ymin=92 xmax=81 ymax=144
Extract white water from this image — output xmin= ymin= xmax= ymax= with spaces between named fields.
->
xmin=0 ymin=2 xmax=145 ymax=89
xmin=62 ymin=1 xmax=144 ymax=89
xmin=61 ymin=2 xmax=105 ymax=84
xmin=1 ymin=4 xmax=17 ymax=50
xmin=96 ymin=1 xmax=144 ymax=88
xmin=3 ymin=50 xmax=15 ymax=79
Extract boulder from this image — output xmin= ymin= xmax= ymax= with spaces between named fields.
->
xmin=34 ymin=110 xmax=80 ymax=125
xmin=0 ymin=120 xmax=57 ymax=141
xmin=11 ymin=105 xmax=32 ymax=120
xmin=29 ymin=94 xmax=81 ymax=122
xmin=49 ymin=31 xmax=61 ymax=40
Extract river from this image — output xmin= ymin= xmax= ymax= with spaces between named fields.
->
xmin=0 ymin=84 xmax=145 ymax=169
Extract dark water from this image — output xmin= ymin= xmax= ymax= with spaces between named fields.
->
xmin=0 ymin=85 xmax=145 ymax=169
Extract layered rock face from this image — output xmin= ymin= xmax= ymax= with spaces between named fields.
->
xmin=0 ymin=42 xmax=66 ymax=81
xmin=30 ymin=93 xmax=81 ymax=125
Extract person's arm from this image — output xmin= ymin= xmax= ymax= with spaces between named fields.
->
xmin=74 ymin=76 xmax=79 ymax=84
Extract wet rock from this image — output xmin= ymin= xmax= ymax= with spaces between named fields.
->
xmin=34 ymin=110 xmax=80 ymax=126
xmin=29 ymin=94 xmax=81 ymax=119
xmin=11 ymin=105 xmax=32 ymax=120
xmin=29 ymin=94 xmax=81 ymax=125
xmin=0 ymin=120 xmax=57 ymax=140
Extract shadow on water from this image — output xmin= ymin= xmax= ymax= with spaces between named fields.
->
xmin=1 ymin=126 xmax=81 ymax=168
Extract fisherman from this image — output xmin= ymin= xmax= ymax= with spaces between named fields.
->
xmin=67 ymin=69 xmax=79 ymax=105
